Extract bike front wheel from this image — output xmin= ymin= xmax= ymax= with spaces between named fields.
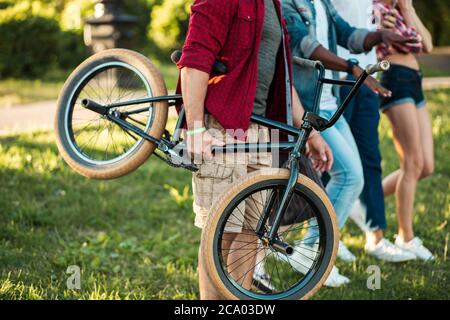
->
xmin=201 ymin=168 xmax=339 ymax=300
xmin=55 ymin=49 xmax=168 ymax=179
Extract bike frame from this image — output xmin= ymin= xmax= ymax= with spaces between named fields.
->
xmin=81 ymin=62 xmax=373 ymax=251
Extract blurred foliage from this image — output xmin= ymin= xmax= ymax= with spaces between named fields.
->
xmin=0 ymin=15 xmax=87 ymax=78
xmin=0 ymin=16 xmax=60 ymax=78
xmin=0 ymin=0 xmax=449 ymax=78
xmin=0 ymin=0 xmax=89 ymax=78
xmin=149 ymin=0 xmax=190 ymax=52
xmin=414 ymin=0 xmax=450 ymax=48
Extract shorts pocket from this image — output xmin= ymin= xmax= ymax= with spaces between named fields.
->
xmin=192 ymin=164 xmax=235 ymax=215
xmin=196 ymin=163 xmax=234 ymax=179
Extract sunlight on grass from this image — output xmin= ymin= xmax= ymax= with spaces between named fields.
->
xmin=164 ymin=184 xmax=192 ymax=208
xmin=0 ymin=89 xmax=449 ymax=300
xmin=0 ymin=79 xmax=64 ymax=108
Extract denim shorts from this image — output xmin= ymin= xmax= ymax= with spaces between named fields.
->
xmin=379 ymin=64 xmax=426 ymax=112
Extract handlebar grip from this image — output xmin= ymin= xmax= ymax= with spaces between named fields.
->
xmin=170 ymin=50 xmax=182 ymax=65
xmin=170 ymin=50 xmax=227 ymax=74
xmin=292 ymin=56 xmax=323 ymax=70
xmin=365 ymin=60 xmax=390 ymax=75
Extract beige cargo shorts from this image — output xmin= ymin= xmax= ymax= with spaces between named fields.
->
xmin=192 ymin=115 xmax=272 ymax=232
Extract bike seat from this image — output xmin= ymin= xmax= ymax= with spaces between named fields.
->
xmin=170 ymin=50 xmax=227 ymax=74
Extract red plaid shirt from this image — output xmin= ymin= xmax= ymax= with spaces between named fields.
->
xmin=177 ymin=0 xmax=293 ymax=134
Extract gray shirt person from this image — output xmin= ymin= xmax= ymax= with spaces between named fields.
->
xmin=253 ymin=0 xmax=283 ymax=116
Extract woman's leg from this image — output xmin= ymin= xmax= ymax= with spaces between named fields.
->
xmin=383 ymin=103 xmax=424 ymax=241
xmin=416 ymin=105 xmax=434 ymax=178
xmin=382 ymin=171 xmax=401 ymax=197
xmin=382 ymin=105 xmax=434 ymax=197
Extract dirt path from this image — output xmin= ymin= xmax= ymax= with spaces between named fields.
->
xmin=0 ymin=100 xmax=57 ymax=136
xmin=1 ymin=78 xmax=449 ymax=136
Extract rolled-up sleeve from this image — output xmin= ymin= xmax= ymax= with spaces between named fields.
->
xmin=284 ymin=14 xmax=320 ymax=59
xmin=346 ymin=28 xmax=370 ymax=53
xmin=328 ymin=2 xmax=370 ymax=54
xmin=177 ymin=0 xmax=235 ymax=74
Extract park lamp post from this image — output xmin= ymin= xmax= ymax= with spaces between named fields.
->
xmin=83 ymin=0 xmax=137 ymax=53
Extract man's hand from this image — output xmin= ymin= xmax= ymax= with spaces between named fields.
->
xmin=352 ymin=66 xmax=392 ymax=97
xmin=186 ymin=130 xmax=224 ymax=163
xmin=306 ymin=132 xmax=333 ymax=172
xmin=379 ymin=29 xmax=418 ymax=49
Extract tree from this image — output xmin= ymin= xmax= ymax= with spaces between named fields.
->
xmin=414 ymin=0 xmax=450 ymax=46
xmin=148 ymin=0 xmax=191 ymax=52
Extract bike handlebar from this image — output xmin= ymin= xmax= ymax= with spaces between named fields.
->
xmin=291 ymin=56 xmax=391 ymax=132
xmin=365 ymin=60 xmax=391 ymax=75
xmin=293 ymin=56 xmax=391 ymax=76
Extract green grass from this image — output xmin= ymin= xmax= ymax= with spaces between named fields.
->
xmin=0 ymin=90 xmax=449 ymax=300
xmin=0 ymin=79 xmax=65 ymax=108
xmin=0 ymin=63 xmax=178 ymax=108
xmin=421 ymin=65 xmax=450 ymax=78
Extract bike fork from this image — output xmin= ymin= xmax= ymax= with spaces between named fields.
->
xmin=255 ymin=125 xmax=311 ymax=256
xmin=254 ymin=159 xmax=299 ymax=256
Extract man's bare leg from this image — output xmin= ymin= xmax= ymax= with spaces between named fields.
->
xmin=226 ymin=230 xmax=259 ymax=289
xmin=198 ymin=246 xmax=223 ymax=300
xmin=199 ymin=231 xmax=258 ymax=299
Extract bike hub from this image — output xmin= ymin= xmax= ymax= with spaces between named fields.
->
xmin=270 ymin=239 xmax=294 ymax=256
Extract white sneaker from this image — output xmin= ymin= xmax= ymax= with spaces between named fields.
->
xmin=324 ymin=266 xmax=350 ymax=287
xmin=365 ymin=238 xmax=416 ymax=262
xmin=394 ymin=236 xmax=435 ymax=261
xmin=252 ymin=269 xmax=276 ymax=293
xmin=338 ymin=240 xmax=357 ymax=263
xmin=275 ymin=243 xmax=315 ymax=274
xmin=253 ymin=247 xmax=277 ymax=293
xmin=349 ymin=200 xmax=370 ymax=233
xmin=275 ymin=243 xmax=350 ymax=287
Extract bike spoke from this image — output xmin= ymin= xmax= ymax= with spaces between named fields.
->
xmin=216 ymin=184 xmax=326 ymax=298
xmin=68 ymin=65 xmax=152 ymax=164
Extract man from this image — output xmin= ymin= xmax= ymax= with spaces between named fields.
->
xmin=282 ymin=0 xmax=417 ymax=285
xmin=332 ymin=0 xmax=416 ymax=262
xmin=177 ymin=0 xmax=333 ymax=299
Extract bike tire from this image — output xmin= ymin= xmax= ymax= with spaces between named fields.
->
xmin=55 ymin=49 xmax=168 ymax=180
xmin=200 ymin=168 xmax=339 ymax=300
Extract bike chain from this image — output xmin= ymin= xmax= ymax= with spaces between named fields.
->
xmin=153 ymin=130 xmax=198 ymax=172
xmin=153 ymin=149 xmax=198 ymax=172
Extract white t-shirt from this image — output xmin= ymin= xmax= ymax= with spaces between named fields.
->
xmin=332 ymin=0 xmax=377 ymax=71
xmin=315 ymin=0 xmax=338 ymax=111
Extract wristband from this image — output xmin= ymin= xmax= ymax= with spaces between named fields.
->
xmin=186 ymin=127 xmax=207 ymax=136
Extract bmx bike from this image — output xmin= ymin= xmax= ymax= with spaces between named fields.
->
xmin=54 ymin=48 xmax=389 ymax=300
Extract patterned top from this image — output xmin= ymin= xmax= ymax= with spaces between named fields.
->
xmin=177 ymin=0 xmax=293 ymax=136
xmin=373 ymin=0 xmax=423 ymax=59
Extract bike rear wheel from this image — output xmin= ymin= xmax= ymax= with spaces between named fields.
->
xmin=55 ymin=49 xmax=168 ymax=179
xmin=201 ymin=169 xmax=338 ymax=300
